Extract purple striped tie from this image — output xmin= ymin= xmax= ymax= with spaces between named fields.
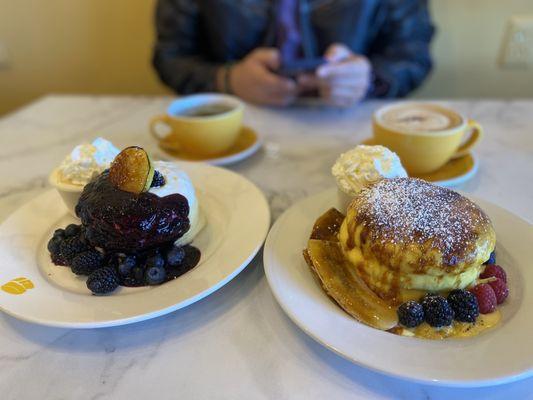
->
xmin=276 ymin=0 xmax=302 ymax=62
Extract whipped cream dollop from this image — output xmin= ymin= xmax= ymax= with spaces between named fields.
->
xmin=332 ymin=145 xmax=407 ymax=196
xmin=149 ymin=161 xmax=204 ymax=246
xmin=57 ymin=138 xmax=120 ymax=185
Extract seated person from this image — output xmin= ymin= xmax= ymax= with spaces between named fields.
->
xmin=153 ymin=0 xmax=434 ymax=107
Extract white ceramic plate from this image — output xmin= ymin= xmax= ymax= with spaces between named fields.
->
xmin=264 ymin=188 xmax=533 ymax=387
xmin=0 ymin=164 xmax=270 ymax=328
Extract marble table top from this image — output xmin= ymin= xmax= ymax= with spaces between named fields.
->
xmin=0 ymin=95 xmax=531 ymax=400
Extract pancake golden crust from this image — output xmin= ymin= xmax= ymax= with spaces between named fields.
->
xmin=346 ymin=178 xmax=494 ymax=271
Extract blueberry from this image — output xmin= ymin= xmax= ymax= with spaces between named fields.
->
xmin=397 ymin=300 xmax=425 ymax=328
xmin=421 ymin=295 xmax=454 ymax=327
xmin=64 ymin=224 xmax=81 ymax=238
xmin=145 ymin=264 xmax=166 ymax=285
xmin=118 ymin=256 xmax=137 ymax=276
xmin=53 ymin=228 xmax=66 ymax=238
xmin=447 ymin=289 xmax=479 ymax=323
xmin=47 ymin=236 xmax=63 ymax=254
xmin=166 ymin=246 xmax=186 ymax=267
xmin=146 ymin=254 xmax=165 ymax=269
xmin=484 ymin=251 xmax=496 ymax=265
xmin=150 ymin=170 xmax=166 ymax=188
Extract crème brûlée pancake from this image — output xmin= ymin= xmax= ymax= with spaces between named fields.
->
xmin=339 ymin=178 xmax=496 ymax=304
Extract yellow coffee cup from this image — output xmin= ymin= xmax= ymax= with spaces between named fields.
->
xmin=150 ymin=94 xmax=244 ymax=157
xmin=372 ymin=103 xmax=483 ymax=175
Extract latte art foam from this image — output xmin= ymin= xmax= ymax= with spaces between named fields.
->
xmin=380 ymin=106 xmax=461 ymax=133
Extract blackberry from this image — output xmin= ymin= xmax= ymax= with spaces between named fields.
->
xmin=47 ymin=236 xmax=63 ymax=255
xmin=397 ymin=301 xmax=424 ymax=328
xmin=53 ymin=228 xmax=66 ymax=238
xmin=59 ymin=236 xmax=89 ymax=263
xmin=64 ymin=224 xmax=81 ymax=238
xmin=86 ymin=267 xmax=120 ymax=294
xmin=145 ymin=264 xmax=166 ymax=285
xmin=71 ymin=250 xmax=103 ymax=276
xmin=118 ymin=256 xmax=137 ymax=276
xmin=150 ymin=170 xmax=166 ymax=188
xmin=484 ymin=251 xmax=496 ymax=265
xmin=421 ymin=295 xmax=454 ymax=327
xmin=447 ymin=289 xmax=479 ymax=323
xmin=166 ymin=246 xmax=186 ymax=267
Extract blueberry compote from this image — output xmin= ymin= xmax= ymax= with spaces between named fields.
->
xmin=47 ymin=171 xmax=201 ymax=294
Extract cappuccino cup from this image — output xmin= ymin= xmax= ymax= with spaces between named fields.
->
xmin=372 ymin=103 xmax=483 ymax=174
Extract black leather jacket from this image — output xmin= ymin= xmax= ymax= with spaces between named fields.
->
xmin=153 ymin=0 xmax=434 ymax=98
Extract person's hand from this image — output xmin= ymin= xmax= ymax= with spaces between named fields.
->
xmin=298 ymin=44 xmax=371 ymax=107
xmin=222 ymin=48 xmax=297 ymax=106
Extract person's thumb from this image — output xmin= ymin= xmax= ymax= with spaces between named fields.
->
xmin=324 ymin=43 xmax=352 ymax=63
xmin=251 ymin=48 xmax=281 ymax=70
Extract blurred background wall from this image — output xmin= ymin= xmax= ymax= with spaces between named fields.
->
xmin=0 ymin=0 xmax=532 ymax=116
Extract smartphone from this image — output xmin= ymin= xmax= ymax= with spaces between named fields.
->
xmin=278 ymin=58 xmax=326 ymax=78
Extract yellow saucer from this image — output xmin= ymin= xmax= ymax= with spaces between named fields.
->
xmin=361 ymin=138 xmax=478 ymax=187
xmin=159 ymin=126 xmax=261 ymax=166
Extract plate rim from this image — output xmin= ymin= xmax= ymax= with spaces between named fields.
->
xmin=263 ymin=188 xmax=533 ymax=387
xmin=0 ymin=164 xmax=270 ymax=329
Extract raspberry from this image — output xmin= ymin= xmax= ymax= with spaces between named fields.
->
xmin=397 ymin=301 xmax=424 ymax=328
xmin=447 ymin=289 xmax=479 ymax=322
xmin=71 ymin=250 xmax=103 ymax=275
xmin=488 ymin=278 xmax=509 ymax=304
xmin=469 ymin=284 xmax=497 ymax=314
xmin=480 ymin=264 xmax=507 ymax=283
xmin=86 ymin=267 xmax=119 ymax=294
xmin=421 ymin=295 xmax=454 ymax=327
xmin=59 ymin=236 xmax=89 ymax=264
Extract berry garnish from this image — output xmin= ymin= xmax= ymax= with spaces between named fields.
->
xmin=86 ymin=267 xmax=120 ymax=294
xmin=59 ymin=236 xmax=89 ymax=264
xmin=447 ymin=289 xmax=479 ymax=323
xmin=117 ymin=256 xmax=137 ymax=276
xmin=480 ymin=264 xmax=507 ymax=283
xmin=146 ymin=254 xmax=165 ymax=269
xmin=150 ymin=170 xmax=166 ymax=188
xmin=53 ymin=228 xmax=66 ymax=238
xmin=397 ymin=301 xmax=424 ymax=328
xmin=71 ymin=250 xmax=103 ymax=275
xmin=145 ymin=264 xmax=167 ymax=285
xmin=484 ymin=251 xmax=496 ymax=265
xmin=109 ymin=146 xmax=154 ymax=194
xmin=488 ymin=278 xmax=509 ymax=304
xmin=132 ymin=266 xmax=145 ymax=282
xmin=469 ymin=284 xmax=497 ymax=314
xmin=166 ymin=246 xmax=186 ymax=267
xmin=64 ymin=224 xmax=81 ymax=238
xmin=47 ymin=236 xmax=63 ymax=255
xmin=421 ymin=295 xmax=454 ymax=327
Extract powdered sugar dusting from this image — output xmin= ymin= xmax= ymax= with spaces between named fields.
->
xmin=351 ymin=178 xmax=491 ymax=265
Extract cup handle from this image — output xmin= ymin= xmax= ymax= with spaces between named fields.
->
xmin=149 ymin=114 xmax=175 ymax=143
xmin=451 ymin=119 xmax=483 ymax=159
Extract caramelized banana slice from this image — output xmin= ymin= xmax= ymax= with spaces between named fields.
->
xmin=310 ymin=208 xmax=345 ymax=242
xmin=109 ymin=146 xmax=154 ymax=194
xmin=306 ymin=239 xmax=398 ymax=330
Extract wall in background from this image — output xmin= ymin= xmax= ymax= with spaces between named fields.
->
xmin=0 ymin=0 xmax=166 ymax=115
xmin=415 ymin=0 xmax=533 ymax=99
xmin=1 ymin=0 xmax=533 ymax=116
